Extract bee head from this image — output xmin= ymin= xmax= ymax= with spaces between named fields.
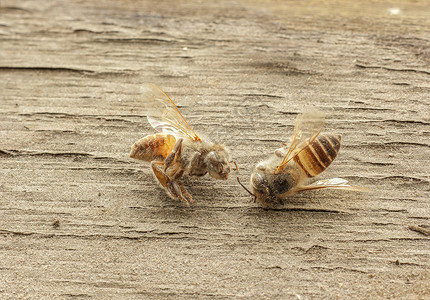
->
xmin=250 ymin=164 xmax=294 ymax=206
xmin=250 ymin=170 xmax=271 ymax=204
xmin=205 ymin=145 xmax=231 ymax=180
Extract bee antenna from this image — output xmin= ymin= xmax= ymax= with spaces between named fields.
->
xmin=231 ymin=161 xmax=239 ymax=174
xmin=236 ymin=177 xmax=256 ymax=201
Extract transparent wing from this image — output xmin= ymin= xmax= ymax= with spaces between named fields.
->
xmin=276 ymin=110 xmax=325 ymax=171
xmin=295 ymin=178 xmax=370 ymax=193
xmin=141 ymin=83 xmax=200 ymax=141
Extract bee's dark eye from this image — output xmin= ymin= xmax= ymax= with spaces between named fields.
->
xmin=273 ymin=175 xmax=292 ymax=194
xmin=205 ymin=152 xmax=220 ymax=170
xmin=252 ymin=173 xmax=265 ymax=190
xmin=214 ymin=162 xmax=222 ymax=173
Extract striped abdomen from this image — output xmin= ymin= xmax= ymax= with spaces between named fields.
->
xmin=130 ymin=133 xmax=176 ymax=162
xmin=293 ymin=134 xmax=341 ymax=177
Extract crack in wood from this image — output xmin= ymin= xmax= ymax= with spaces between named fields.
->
xmin=408 ymin=225 xmax=430 ymax=236
xmin=0 ymin=66 xmax=96 ymax=74
xmin=355 ymin=63 xmax=430 ymax=75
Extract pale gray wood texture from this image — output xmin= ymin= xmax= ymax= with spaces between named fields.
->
xmin=1 ymin=0 xmax=429 ymax=298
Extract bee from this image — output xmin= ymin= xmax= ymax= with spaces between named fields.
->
xmin=240 ymin=110 xmax=368 ymax=207
xmin=130 ymin=83 xmax=232 ymax=205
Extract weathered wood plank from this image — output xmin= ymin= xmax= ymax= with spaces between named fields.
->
xmin=1 ymin=0 xmax=429 ymax=298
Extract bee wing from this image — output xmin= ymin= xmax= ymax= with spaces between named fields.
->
xmin=142 ymin=83 xmax=201 ymax=141
xmin=295 ymin=178 xmax=370 ymax=193
xmin=276 ymin=110 xmax=325 ymax=171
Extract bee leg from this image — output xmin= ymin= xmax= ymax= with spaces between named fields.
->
xmin=151 ymin=161 xmax=170 ymax=190
xmin=168 ymin=180 xmax=191 ymax=206
xmin=274 ymin=147 xmax=288 ymax=158
xmin=274 ymin=149 xmax=284 ymax=158
xmin=178 ymin=183 xmax=194 ymax=204
xmin=152 ymin=139 xmax=193 ymax=205
xmin=151 ymin=160 xmax=191 ymax=206
xmin=164 ymin=138 xmax=183 ymax=170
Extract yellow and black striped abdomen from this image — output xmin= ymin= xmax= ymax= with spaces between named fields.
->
xmin=294 ymin=134 xmax=341 ymax=177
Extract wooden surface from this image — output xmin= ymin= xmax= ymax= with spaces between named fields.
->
xmin=1 ymin=0 xmax=429 ymax=298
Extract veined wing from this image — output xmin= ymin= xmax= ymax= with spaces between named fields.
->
xmin=295 ymin=178 xmax=370 ymax=193
xmin=142 ymin=83 xmax=200 ymax=141
xmin=276 ymin=110 xmax=325 ymax=172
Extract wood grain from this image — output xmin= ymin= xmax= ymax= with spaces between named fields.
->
xmin=1 ymin=0 xmax=429 ymax=298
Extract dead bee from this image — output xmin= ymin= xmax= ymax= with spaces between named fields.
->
xmin=130 ymin=83 xmax=232 ymax=205
xmin=240 ymin=110 xmax=368 ymax=207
